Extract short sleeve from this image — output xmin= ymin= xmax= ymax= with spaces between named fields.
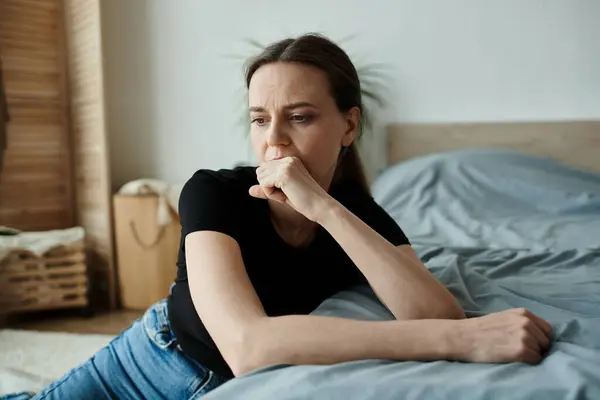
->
xmin=337 ymin=187 xmax=410 ymax=247
xmin=178 ymin=170 xmax=240 ymax=241
xmin=360 ymin=199 xmax=411 ymax=247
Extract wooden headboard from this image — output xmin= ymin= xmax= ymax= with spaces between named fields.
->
xmin=387 ymin=121 xmax=600 ymax=173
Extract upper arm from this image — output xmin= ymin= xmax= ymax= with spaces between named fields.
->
xmin=185 ymin=231 xmax=266 ymax=370
xmin=178 ymin=171 xmax=266 ymax=371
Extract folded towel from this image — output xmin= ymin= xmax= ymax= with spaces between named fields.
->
xmin=0 ymin=227 xmax=84 ymax=264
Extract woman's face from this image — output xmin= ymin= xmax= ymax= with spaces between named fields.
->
xmin=248 ymin=62 xmax=359 ymax=190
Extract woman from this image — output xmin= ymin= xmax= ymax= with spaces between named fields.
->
xmin=12 ymin=34 xmax=552 ymax=400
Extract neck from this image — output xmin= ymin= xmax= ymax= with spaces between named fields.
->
xmin=268 ymin=200 xmax=318 ymax=248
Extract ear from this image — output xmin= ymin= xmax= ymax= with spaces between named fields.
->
xmin=341 ymin=106 xmax=360 ymax=147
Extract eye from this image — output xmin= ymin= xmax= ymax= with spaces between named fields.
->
xmin=290 ymin=114 xmax=311 ymax=123
xmin=251 ymin=117 xmax=266 ymax=126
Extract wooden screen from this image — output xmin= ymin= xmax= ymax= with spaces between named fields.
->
xmin=0 ymin=0 xmax=75 ymax=230
xmin=1 ymin=0 xmax=116 ymax=309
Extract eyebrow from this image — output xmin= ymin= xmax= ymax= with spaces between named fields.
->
xmin=249 ymin=102 xmax=317 ymax=113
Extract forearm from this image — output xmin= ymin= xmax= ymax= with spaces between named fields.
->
xmin=317 ymin=200 xmax=464 ymax=320
xmin=238 ymin=314 xmax=454 ymax=376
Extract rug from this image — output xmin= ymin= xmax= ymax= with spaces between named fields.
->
xmin=0 ymin=329 xmax=114 ymax=395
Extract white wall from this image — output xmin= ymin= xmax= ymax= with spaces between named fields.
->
xmin=101 ymin=0 xmax=600 ymax=188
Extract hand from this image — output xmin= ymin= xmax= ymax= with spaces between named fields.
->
xmin=451 ymin=308 xmax=553 ymax=365
xmin=249 ymin=157 xmax=332 ymax=222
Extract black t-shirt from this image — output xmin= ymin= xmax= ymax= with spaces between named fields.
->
xmin=167 ymin=166 xmax=410 ymax=378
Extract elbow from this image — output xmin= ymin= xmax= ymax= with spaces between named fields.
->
xmin=428 ymin=296 xmax=466 ymax=320
xmin=442 ymin=304 xmax=466 ymax=320
xmin=392 ymin=297 xmax=465 ymax=321
xmin=230 ymin=356 xmax=257 ymax=378
xmin=229 ymin=345 xmax=266 ymax=378
xmin=444 ymin=293 xmax=466 ymax=319
xmin=226 ymin=320 xmax=272 ymax=377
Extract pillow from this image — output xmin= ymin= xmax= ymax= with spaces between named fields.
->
xmin=371 ymin=149 xmax=600 ymax=250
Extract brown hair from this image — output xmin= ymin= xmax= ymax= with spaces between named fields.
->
xmin=244 ymin=33 xmax=370 ymax=194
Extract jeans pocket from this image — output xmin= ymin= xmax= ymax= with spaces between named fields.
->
xmin=187 ymin=369 xmax=215 ymax=400
xmin=143 ymin=299 xmax=176 ymax=350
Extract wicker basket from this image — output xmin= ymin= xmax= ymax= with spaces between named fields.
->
xmin=0 ymin=240 xmax=89 ymax=314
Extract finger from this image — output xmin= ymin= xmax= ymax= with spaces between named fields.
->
xmin=525 ymin=319 xmax=551 ymax=351
xmin=529 ymin=313 xmax=553 ymax=341
xmin=522 ymin=333 xmax=541 ymax=354
xmin=251 ymin=182 xmax=287 ymax=204
xmin=257 ymin=159 xmax=285 ymax=175
xmin=257 ymin=166 xmax=281 ymax=188
xmin=520 ymin=309 xmax=553 ymax=341
xmin=249 ymin=183 xmax=276 ymax=199
xmin=268 ymin=188 xmax=287 ymax=204
xmin=256 ymin=174 xmax=289 ymax=204
xmin=261 ymin=184 xmax=277 ymax=196
xmin=249 ymin=185 xmax=268 ymax=199
xmin=518 ymin=347 xmax=542 ymax=365
xmin=261 ymin=185 xmax=287 ymax=204
xmin=255 ymin=161 xmax=292 ymax=204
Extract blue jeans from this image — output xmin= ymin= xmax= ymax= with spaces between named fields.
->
xmin=2 ymin=299 xmax=229 ymax=399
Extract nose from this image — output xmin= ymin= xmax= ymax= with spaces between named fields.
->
xmin=265 ymin=118 xmax=290 ymax=147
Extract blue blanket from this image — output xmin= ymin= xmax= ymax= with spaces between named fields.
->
xmin=206 ymin=150 xmax=600 ymax=399
xmin=206 ymin=246 xmax=600 ymax=399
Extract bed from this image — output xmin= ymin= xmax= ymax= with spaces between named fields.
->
xmin=205 ymin=121 xmax=600 ymax=400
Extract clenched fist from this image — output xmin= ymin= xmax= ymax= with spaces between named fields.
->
xmin=452 ymin=308 xmax=553 ymax=364
xmin=249 ymin=157 xmax=332 ymax=222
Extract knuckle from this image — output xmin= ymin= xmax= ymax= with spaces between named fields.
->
xmin=513 ymin=343 xmax=527 ymax=357
xmin=514 ymin=307 xmax=528 ymax=316
xmin=519 ymin=316 xmax=531 ymax=329
xmin=518 ymin=330 xmax=530 ymax=343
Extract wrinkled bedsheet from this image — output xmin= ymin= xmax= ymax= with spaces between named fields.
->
xmin=206 ymin=150 xmax=600 ymax=399
xmin=207 ymin=245 xmax=600 ymax=399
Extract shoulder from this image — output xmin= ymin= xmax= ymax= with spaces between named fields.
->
xmin=179 ymin=166 xmax=256 ymax=206
xmin=182 ymin=165 xmax=257 ymax=194
xmin=178 ymin=166 xmax=258 ymax=237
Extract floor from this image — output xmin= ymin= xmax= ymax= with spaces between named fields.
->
xmin=1 ymin=308 xmax=143 ymax=335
